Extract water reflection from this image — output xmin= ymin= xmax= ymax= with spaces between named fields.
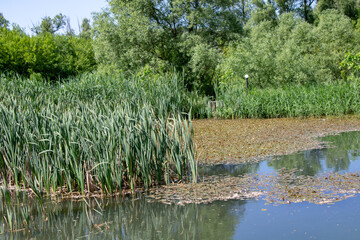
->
xmin=322 ymin=132 xmax=360 ymax=171
xmin=267 ymin=150 xmax=324 ymax=176
xmin=201 ymin=131 xmax=360 ymax=176
xmin=2 ymin=197 xmax=247 ymax=239
xmin=269 ymin=131 xmax=360 ymax=175
xmin=198 ymin=162 xmax=260 ymax=177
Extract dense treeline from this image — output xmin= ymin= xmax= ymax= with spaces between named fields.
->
xmin=0 ymin=0 xmax=360 ymax=111
xmin=0 ymin=13 xmax=96 ymax=79
xmin=218 ymin=10 xmax=360 ymax=87
xmin=92 ymin=0 xmax=360 ymax=94
xmin=1 ymin=0 xmax=360 ymax=92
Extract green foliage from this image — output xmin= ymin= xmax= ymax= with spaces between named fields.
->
xmin=246 ymin=0 xmax=277 ymax=27
xmin=189 ymin=43 xmax=220 ymax=95
xmin=69 ymin=37 xmax=97 ymax=73
xmin=272 ymin=0 xmax=315 ymax=21
xmin=90 ymin=1 xmax=360 ymax=94
xmin=217 ymin=11 xmax=360 ymax=87
xmin=79 ymin=18 xmax=91 ymax=39
xmin=0 ymin=27 xmax=30 ymax=75
xmin=25 ymin=33 xmax=61 ymax=77
xmin=0 ymin=27 xmax=96 ymax=79
xmin=31 ymin=14 xmax=67 ymax=35
xmin=315 ymin=0 xmax=360 ymax=21
xmin=215 ymin=80 xmax=360 ymax=118
xmin=275 ymin=0 xmax=297 ymax=14
xmin=0 ymin=13 xmax=9 ymax=28
xmin=340 ymin=52 xmax=360 ymax=79
xmin=3 ymin=1 xmax=360 ymax=99
xmin=92 ymin=0 xmax=246 ymax=94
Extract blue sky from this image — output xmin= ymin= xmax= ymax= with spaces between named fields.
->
xmin=1 ymin=0 xmax=108 ymax=33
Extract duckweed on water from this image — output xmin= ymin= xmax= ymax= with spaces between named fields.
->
xmin=193 ymin=117 xmax=360 ymax=165
xmin=148 ymin=170 xmax=360 ymax=205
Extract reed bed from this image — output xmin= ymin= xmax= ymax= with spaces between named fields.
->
xmin=1 ymin=71 xmax=359 ymax=200
xmin=215 ymin=80 xmax=360 ymax=118
xmin=0 ymin=73 xmax=198 ymax=199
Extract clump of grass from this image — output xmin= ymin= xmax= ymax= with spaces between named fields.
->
xmin=215 ymin=80 xmax=360 ymax=118
xmin=0 ymin=73 xmax=198 ymax=198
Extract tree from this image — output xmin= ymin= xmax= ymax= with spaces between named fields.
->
xmin=65 ymin=17 xmax=75 ymax=36
xmin=275 ymin=0 xmax=297 ymax=14
xmin=0 ymin=13 xmax=9 ymax=28
xmin=273 ymin=0 xmax=315 ymax=22
xmin=32 ymin=14 xmax=67 ymax=35
xmin=0 ymin=26 xmax=30 ymax=74
xmin=315 ymin=0 xmax=359 ymax=21
xmin=79 ymin=18 xmax=91 ymax=39
xmin=217 ymin=11 xmax=360 ymax=87
xmin=246 ymin=0 xmax=277 ymax=27
xmin=298 ymin=0 xmax=316 ymax=22
xmin=93 ymin=0 xmax=248 ymax=94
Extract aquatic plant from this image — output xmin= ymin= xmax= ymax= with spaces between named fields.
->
xmin=0 ymin=73 xmax=198 ymax=198
xmin=215 ymin=80 xmax=360 ymax=118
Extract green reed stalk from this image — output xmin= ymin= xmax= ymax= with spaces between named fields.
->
xmin=0 ymin=73 xmax=198 ymax=198
xmin=215 ymin=80 xmax=360 ymax=118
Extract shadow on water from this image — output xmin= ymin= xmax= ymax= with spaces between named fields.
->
xmin=200 ymin=131 xmax=360 ymax=177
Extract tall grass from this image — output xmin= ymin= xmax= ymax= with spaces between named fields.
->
xmin=215 ymin=80 xmax=360 ymax=118
xmin=0 ymin=73 xmax=199 ymax=198
xmin=2 ymin=71 xmax=359 ymax=199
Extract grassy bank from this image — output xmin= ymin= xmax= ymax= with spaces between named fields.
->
xmin=0 ymin=73 xmax=198 ymax=199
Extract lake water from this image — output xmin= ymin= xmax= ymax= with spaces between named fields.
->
xmin=199 ymin=131 xmax=360 ymax=176
xmin=2 ymin=131 xmax=360 ymax=239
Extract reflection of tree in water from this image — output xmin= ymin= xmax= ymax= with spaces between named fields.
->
xmin=4 ymin=197 xmax=247 ymax=240
xmin=268 ymin=131 xmax=360 ymax=175
xmin=267 ymin=149 xmax=323 ymax=176
xmin=322 ymin=132 xmax=360 ymax=172
xmin=199 ymin=163 xmax=260 ymax=177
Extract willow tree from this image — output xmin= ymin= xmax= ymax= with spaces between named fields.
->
xmin=315 ymin=0 xmax=359 ymax=21
xmin=93 ymin=0 xmax=247 ymax=94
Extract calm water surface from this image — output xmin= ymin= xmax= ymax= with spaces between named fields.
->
xmin=200 ymin=131 xmax=360 ymax=176
xmin=3 ymin=131 xmax=360 ymax=239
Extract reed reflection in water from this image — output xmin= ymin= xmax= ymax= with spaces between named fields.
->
xmin=1 ymin=197 xmax=247 ymax=240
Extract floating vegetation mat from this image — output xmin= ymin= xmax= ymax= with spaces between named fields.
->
xmin=148 ymin=170 xmax=360 ymax=205
xmin=193 ymin=117 xmax=360 ymax=165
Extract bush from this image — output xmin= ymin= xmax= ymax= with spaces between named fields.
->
xmin=0 ymin=27 xmax=96 ymax=80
